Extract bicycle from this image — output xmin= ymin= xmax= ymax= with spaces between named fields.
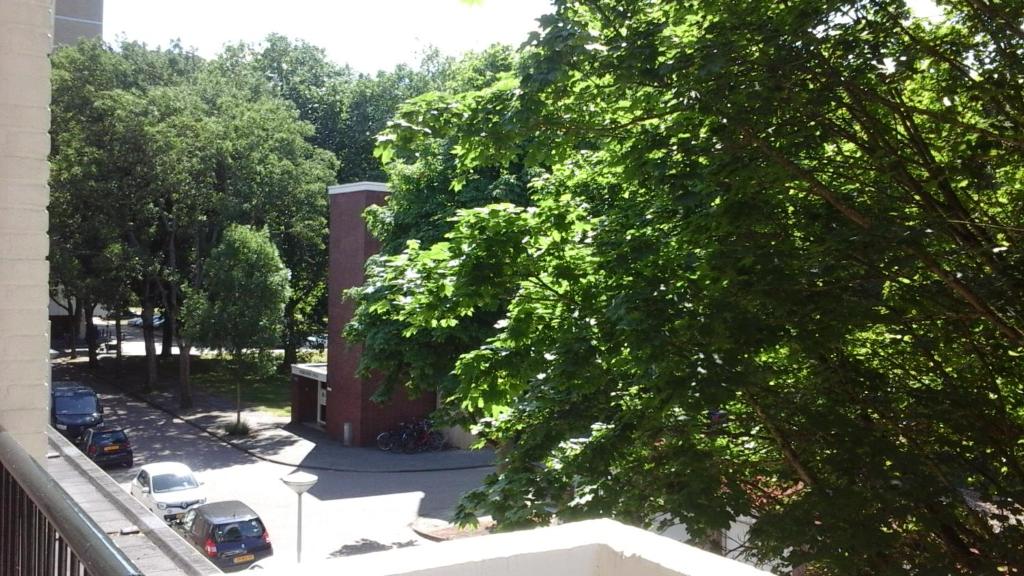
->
xmin=376 ymin=421 xmax=417 ymax=452
xmin=376 ymin=420 xmax=444 ymax=453
xmin=399 ymin=420 xmax=445 ymax=453
xmin=375 ymin=428 xmax=399 ymax=451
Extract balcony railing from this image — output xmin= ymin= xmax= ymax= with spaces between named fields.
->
xmin=0 ymin=426 xmax=142 ymax=576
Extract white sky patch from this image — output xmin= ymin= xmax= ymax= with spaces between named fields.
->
xmin=906 ymin=0 xmax=944 ymax=22
xmin=103 ymin=0 xmax=553 ymax=74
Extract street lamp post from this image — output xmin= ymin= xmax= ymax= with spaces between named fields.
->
xmin=281 ymin=471 xmax=318 ymax=563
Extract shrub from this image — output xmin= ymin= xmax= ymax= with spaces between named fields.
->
xmin=224 ymin=419 xmax=251 ymax=436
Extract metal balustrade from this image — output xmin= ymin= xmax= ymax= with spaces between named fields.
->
xmin=0 ymin=427 xmax=142 ymax=576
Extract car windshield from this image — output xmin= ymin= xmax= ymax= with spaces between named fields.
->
xmin=151 ymin=472 xmax=198 ymax=493
xmin=213 ymin=519 xmax=264 ymax=543
xmin=93 ymin=430 xmax=127 ymax=445
xmin=54 ymin=394 xmax=98 ymax=415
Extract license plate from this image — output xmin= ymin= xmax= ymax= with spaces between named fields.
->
xmin=233 ymin=554 xmax=255 ymax=564
xmin=104 ymin=445 xmax=120 ymax=452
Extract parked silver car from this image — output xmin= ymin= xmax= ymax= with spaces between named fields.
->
xmin=130 ymin=461 xmax=206 ymax=522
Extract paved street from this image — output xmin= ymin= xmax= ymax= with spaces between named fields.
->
xmin=88 ymin=383 xmax=493 ymax=567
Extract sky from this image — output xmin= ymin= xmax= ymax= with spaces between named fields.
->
xmin=103 ymin=0 xmax=555 ymax=74
xmin=104 ymin=0 xmax=944 ymax=75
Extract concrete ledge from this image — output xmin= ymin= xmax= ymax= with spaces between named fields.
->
xmin=328 ymin=181 xmax=389 ymax=194
xmin=256 ymin=519 xmax=774 ymax=576
xmin=292 ymin=363 xmax=327 ymax=382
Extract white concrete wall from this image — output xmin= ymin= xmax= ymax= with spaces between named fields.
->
xmin=261 ymin=520 xmax=774 ymax=576
xmin=658 ymin=513 xmax=779 ymax=572
xmin=441 ymin=425 xmax=477 ymax=450
xmin=0 ymin=0 xmax=53 ymax=458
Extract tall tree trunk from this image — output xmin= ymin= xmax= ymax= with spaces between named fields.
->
xmin=84 ymin=301 xmax=99 ymax=368
xmin=142 ymin=282 xmax=158 ymax=391
xmin=282 ymin=339 xmax=298 ymax=371
xmin=68 ymin=298 xmax=81 ymax=358
xmin=114 ymin=316 xmax=123 ymax=374
xmin=236 ymin=380 xmax=241 ymax=429
xmin=166 ymin=228 xmax=193 ymax=409
xmin=160 ymin=296 xmax=174 ymax=358
xmin=178 ymin=340 xmax=193 ymax=410
xmin=281 ymin=304 xmax=298 ymax=371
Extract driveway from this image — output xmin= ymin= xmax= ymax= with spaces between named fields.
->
xmin=92 ymin=383 xmax=493 ymax=565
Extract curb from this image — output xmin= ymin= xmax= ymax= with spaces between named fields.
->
xmin=113 ymin=382 xmax=496 ymax=475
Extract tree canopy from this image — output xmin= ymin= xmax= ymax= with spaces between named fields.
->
xmin=352 ymin=0 xmax=1024 ymax=573
xmin=49 ymin=36 xmax=501 ymax=402
xmin=182 ymin=224 xmax=290 ymax=427
xmin=183 ymin=224 xmax=291 ymax=354
xmin=199 ymin=37 xmax=473 ymax=366
xmin=50 ymin=38 xmax=337 ymax=401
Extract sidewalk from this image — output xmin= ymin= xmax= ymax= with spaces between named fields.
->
xmin=134 ymin=386 xmax=496 ymax=474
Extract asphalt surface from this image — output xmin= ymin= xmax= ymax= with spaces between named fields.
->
xmin=88 ymin=383 xmax=493 ymax=566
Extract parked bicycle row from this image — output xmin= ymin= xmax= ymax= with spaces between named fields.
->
xmin=376 ymin=419 xmax=446 ymax=453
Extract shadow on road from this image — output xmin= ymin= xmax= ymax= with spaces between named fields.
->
xmin=98 ymin=390 xmax=258 ymax=481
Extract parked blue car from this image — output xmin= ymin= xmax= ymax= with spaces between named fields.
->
xmin=177 ymin=501 xmax=273 ymax=570
xmin=80 ymin=426 xmax=133 ymax=468
xmin=51 ymin=383 xmax=103 ymax=440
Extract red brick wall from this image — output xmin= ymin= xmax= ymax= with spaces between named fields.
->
xmin=358 ymin=384 xmax=437 ymax=446
xmin=326 ymin=184 xmax=436 ymax=446
xmin=290 ymin=375 xmax=318 ymax=425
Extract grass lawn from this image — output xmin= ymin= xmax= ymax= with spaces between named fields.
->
xmin=68 ymin=352 xmax=297 ymax=417
xmin=54 ymin=342 xmax=331 ymax=417
xmin=189 ymin=354 xmax=292 ymax=417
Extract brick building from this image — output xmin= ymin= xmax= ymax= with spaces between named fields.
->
xmin=290 ymin=182 xmax=436 ymax=446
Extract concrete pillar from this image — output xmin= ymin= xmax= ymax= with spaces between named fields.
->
xmin=0 ymin=0 xmax=53 ymax=458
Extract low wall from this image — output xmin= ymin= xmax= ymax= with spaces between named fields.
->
xmin=256 ymin=519 xmax=774 ymax=576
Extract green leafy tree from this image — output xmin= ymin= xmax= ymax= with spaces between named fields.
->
xmin=337 ymin=51 xmax=456 ymax=183
xmin=209 ymin=36 xmax=351 ymax=368
xmin=50 ymin=39 xmax=200 ymax=373
xmin=347 ymin=45 xmax=530 ymax=399
xmin=182 ymin=225 xmax=291 ymax=427
xmin=159 ymin=64 xmax=336 ymax=407
xmin=354 ymin=1 xmax=1024 ymax=573
xmin=51 ymin=39 xmax=336 ymax=408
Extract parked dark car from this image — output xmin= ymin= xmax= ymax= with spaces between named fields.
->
xmin=80 ymin=426 xmax=133 ymax=468
xmin=51 ymin=384 xmax=103 ymax=440
xmin=177 ymin=501 xmax=273 ymax=570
